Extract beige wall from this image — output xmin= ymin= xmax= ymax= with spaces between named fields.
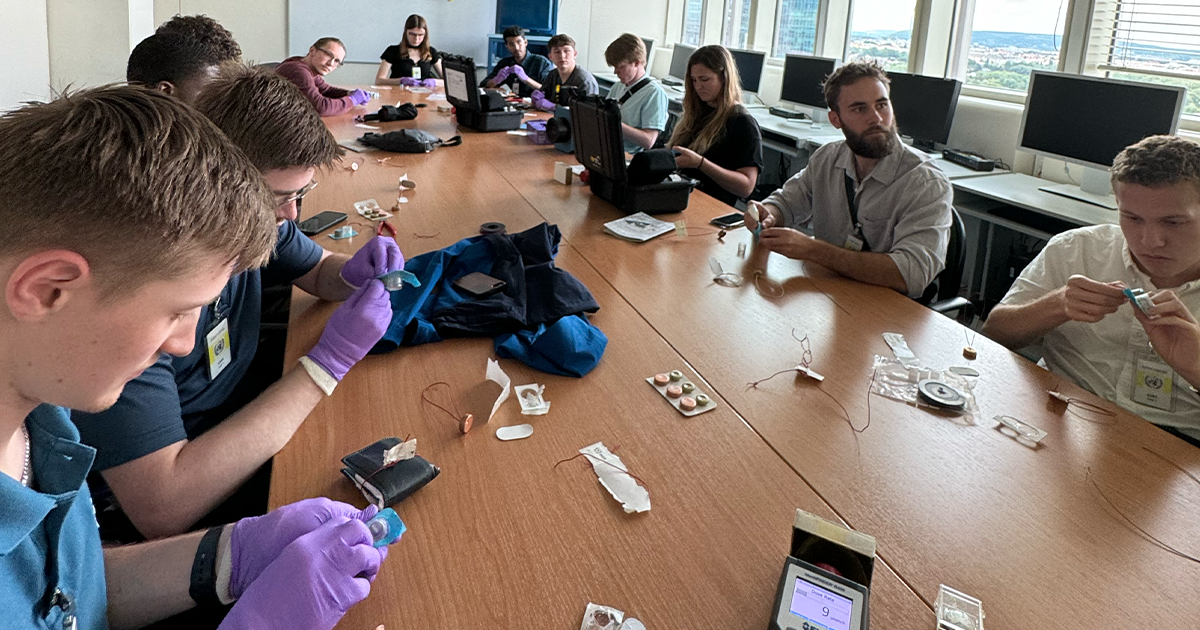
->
xmin=2 ymin=0 xmax=52 ymax=110
xmin=46 ymin=0 xmax=153 ymax=91
xmin=153 ymin=0 xmax=288 ymax=63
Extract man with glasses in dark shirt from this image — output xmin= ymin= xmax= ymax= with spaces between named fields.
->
xmin=276 ymin=37 xmax=370 ymax=116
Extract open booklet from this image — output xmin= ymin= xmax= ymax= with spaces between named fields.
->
xmin=603 ymin=212 xmax=674 ymax=243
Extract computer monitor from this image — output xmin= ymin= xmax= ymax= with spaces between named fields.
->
xmin=1018 ymin=70 xmax=1186 ymax=209
xmin=641 ymin=37 xmax=655 ymax=59
xmin=669 ymin=43 xmax=698 ymax=83
xmin=728 ymin=48 xmax=766 ymax=94
xmin=886 ymin=72 xmax=962 ymax=152
xmin=780 ymin=54 xmax=838 ymax=116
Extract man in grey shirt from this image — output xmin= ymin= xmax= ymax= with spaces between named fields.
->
xmin=745 ymin=60 xmax=953 ymax=298
xmin=532 ymin=33 xmax=599 ymax=110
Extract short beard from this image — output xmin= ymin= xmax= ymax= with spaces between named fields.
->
xmin=843 ymin=121 xmax=900 ymax=160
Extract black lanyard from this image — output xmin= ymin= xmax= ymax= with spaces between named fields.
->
xmin=843 ymin=172 xmax=871 ymax=252
xmin=618 ymin=77 xmax=652 ymax=105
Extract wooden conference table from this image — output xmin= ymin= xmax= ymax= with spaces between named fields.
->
xmin=272 ymin=87 xmax=1200 ymax=629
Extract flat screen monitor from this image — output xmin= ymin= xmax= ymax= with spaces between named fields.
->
xmin=670 ymin=43 xmax=697 ymax=81
xmin=1018 ymin=70 xmax=1186 ymax=208
xmin=780 ymin=54 xmax=838 ymax=109
xmin=496 ymin=0 xmax=557 ymax=36
xmin=886 ymin=71 xmax=962 ymax=150
xmin=641 ymin=37 xmax=655 ymax=59
xmin=728 ymin=48 xmax=766 ymax=94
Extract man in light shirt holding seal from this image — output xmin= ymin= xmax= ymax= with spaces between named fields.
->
xmin=744 ymin=61 xmax=952 ymax=299
xmin=984 ymin=135 xmax=1200 ymax=445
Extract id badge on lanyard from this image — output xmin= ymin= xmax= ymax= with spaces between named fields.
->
xmin=205 ymin=297 xmax=232 ymax=381
xmin=1131 ymin=346 xmax=1174 ymax=412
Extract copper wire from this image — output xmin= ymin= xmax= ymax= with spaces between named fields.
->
xmin=1087 ymin=465 xmax=1200 ymax=565
xmin=554 ymin=451 xmax=649 ymax=488
xmin=798 ymin=262 xmax=851 ymax=315
xmin=420 ymin=382 xmax=465 ymax=424
xmin=746 ymin=332 xmax=867 ymax=433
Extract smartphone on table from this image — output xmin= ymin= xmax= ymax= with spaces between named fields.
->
xmin=298 ymin=211 xmax=348 ymax=236
xmin=710 ymin=212 xmax=746 ymax=229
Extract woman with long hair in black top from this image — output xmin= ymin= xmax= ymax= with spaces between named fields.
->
xmin=668 ymin=45 xmax=764 ymax=206
xmin=375 ymin=14 xmax=444 ymax=86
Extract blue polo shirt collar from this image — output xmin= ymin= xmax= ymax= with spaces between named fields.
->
xmin=0 ymin=405 xmax=95 ymax=554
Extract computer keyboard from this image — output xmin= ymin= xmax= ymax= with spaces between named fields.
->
xmin=768 ymin=107 xmax=809 ymax=120
xmin=942 ymin=149 xmax=996 ymax=172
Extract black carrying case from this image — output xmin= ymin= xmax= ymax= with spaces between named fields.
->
xmin=570 ymin=95 xmax=696 ymax=215
xmin=455 ymin=107 xmax=523 ymax=132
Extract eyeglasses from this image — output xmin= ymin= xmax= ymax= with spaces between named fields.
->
xmin=316 ymin=47 xmax=344 ymax=67
xmin=276 ymin=180 xmax=318 ymax=207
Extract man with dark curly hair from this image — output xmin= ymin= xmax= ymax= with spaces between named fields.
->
xmin=156 ymin=13 xmax=242 ymax=63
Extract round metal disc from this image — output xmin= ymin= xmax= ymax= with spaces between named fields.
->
xmin=479 ymin=221 xmax=506 ymax=235
xmin=917 ymin=379 xmax=967 ymax=409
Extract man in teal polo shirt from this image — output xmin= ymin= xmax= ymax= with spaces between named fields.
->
xmin=0 ymin=86 xmax=387 ymax=630
xmin=605 ymin=33 xmax=669 ymax=154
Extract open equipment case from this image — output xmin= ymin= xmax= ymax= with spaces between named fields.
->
xmin=570 ymin=95 xmax=696 ymax=215
xmin=442 ymin=53 xmax=523 ymax=132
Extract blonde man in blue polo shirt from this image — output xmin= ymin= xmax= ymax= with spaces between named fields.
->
xmin=0 ymin=86 xmax=386 ymax=630
xmin=605 ymin=33 xmax=669 ymax=154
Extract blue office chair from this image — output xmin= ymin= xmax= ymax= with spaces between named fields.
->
xmin=919 ymin=207 xmax=973 ymax=318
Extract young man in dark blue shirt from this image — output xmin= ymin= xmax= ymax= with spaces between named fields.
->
xmin=72 ymin=66 xmax=403 ymax=541
xmin=481 ymin=25 xmax=553 ymax=98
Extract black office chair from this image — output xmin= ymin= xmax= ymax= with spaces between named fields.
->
xmin=918 ymin=207 xmax=973 ymax=318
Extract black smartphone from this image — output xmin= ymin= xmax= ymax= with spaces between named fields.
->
xmin=298 ymin=211 xmax=347 ymax=236
xmin=710 ymin=212 xmax=745 ymax=229
xmin=452 ymin=272 xmax=506 ymax=298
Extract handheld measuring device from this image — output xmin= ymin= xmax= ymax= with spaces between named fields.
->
xmin=770 ymin=556 xmax=868 ymax=630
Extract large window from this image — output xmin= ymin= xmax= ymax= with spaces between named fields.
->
xmin=773 ymin=0 xmax=821 ymax=57
xmin=682 ymin=0 xmax=705 ymax=46
xmin=1093 ymin=1 xmax=1200 ymax=117
xmin=966 ymin=0 xmax=1067 ymax=92
xmin=723 ymin=0 xmax=752 ymax=50
xmin=845 ymin=0 xmax=917 ymax=71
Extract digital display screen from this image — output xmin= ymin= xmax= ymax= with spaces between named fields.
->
xmin=789 ymin=576 xmax=853 ymax=630
xmin=445 ymin=68 xmax=470 ymax=104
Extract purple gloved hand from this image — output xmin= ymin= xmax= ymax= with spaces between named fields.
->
xmin=228 ymin=498 xmax=382 ymax=599
xmin=399 ymin=76 xmax=420 ymax=87
xmin=305 ymin=280 xmax=392 ymax=381
xmin=531 ymin=90 xmax=555 ymax=112
xmin=348 ymin=89 xmax=370 ymax=105
xmin=420 ymin=78 xmax=438 ymax=88
xmin=511 ymin=65 xmax=530 ymax=82
xmin=492 ymin=66 xmax=514 ymax=83
xmin=218 ymin=519 xmax=385 ymax=630
xmin=340 ymin=235 xmax=404 ymax=288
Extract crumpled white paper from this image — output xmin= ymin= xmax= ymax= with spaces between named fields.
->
xmin=580 ymin=442 xmax=650 ymax=513
xmin=486 ymin=358 xmax=510 ymax=423
xmin=382 ymin=438 xmax=416 ymax=465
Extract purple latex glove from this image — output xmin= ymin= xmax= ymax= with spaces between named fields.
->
xmin=340 ymin=235 xmax=404 ymax=288
xmin=348 ymin=89 xmax=370 ymax=105
xmin=420 ymin=78 xmax=438 ymax=88
xmin=228 ymin=498 xmax=381 ymax=599
xmin=399 ymin=76 xmax=420 ymax=87
xmin=511 ymin=65 xmax=530 ymax=82
xmin=492 ymin=66 xmax=514 ymax=83
xmin=305 ymin=280 xmax=391 ymax=381
xmin=531 ymin=90 xmax=555 ymax=112
xmin=218 ymin=519 xmax=384 ymax=630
